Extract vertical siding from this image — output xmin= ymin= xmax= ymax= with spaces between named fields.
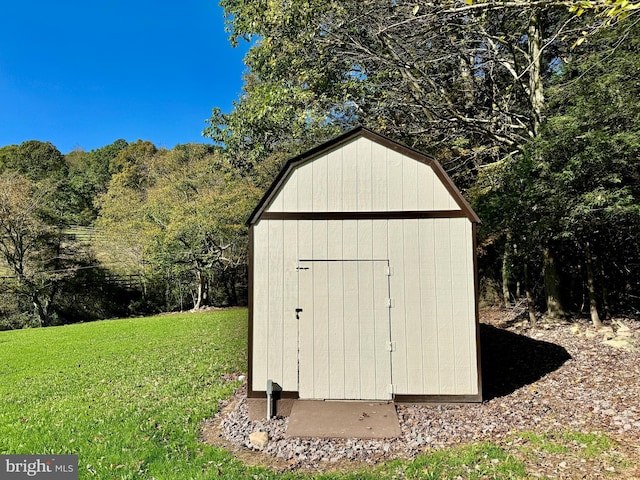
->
xmin=327 ymin=150 xmax=343 ymax=211
xmin=388 ymin=219 xmax=407 ymax=392
xmin=341 ymin=140 xmax=358 ymax=211
xmin=296 ymin=162 xmax=313 ymax=211
xmin=267 ymin=220 xmax=284 ymax=392
xmin=254 ymin=216 xmax=478 ymax=397
xmin=252 ymin=222 xmax=270 ymax=392
xmin=420 ymin=219 xmax=440 ymax=393
xmin=282 ymin=220 xmax=298 ymax=389
xmin=327 ymin=258 xmax=346 ymax=398
xmin=387 ymin=150 xmax=404 ymax=211
xmin=402 ymin=155 xmax=419 ymax=210
xmin=434 ymin=220 xmax=456 ymax=394
xmin=251 ymin=135 xmax=478 ymax=399
xmin=356 ymin=138 xmax=373 ymax=210
xmin=371 ymin=142 xmax=388 ymax=211
xmin=388 ymin=218 xmax=477 ymax=396
xmin=448 ymin=218 xmax=477 ymax=394
xmin=312 ymin=221 xmax=329 ymax=397
xmin=403 ymin=219 xmax=423 ymax=393
xmin=264 ymin=137 xmax=463 ymax=213
xmin=281 ymin=168 xmax=298 ymax=211
xmin=297 ymin=221 xmax=313 ymax=395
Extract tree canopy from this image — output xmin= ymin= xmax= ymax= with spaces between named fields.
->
xmin=210 ymin=0 xmax=640 ymax=323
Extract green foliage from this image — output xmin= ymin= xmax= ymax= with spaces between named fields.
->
xmin=0 ymin=140 xmax=67 ymax=181
xmin=211 ymin=0 xmax=594 ymax=186
xmin=96 ymin=143 xmax=260 ymax=310
xmin=66 ymin=139 xmax=128 ymax=224
xmin=473 ymin=18 xmax=640 ymax=313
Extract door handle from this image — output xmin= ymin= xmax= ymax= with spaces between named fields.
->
xmin=295 ymin=308 xmax=303 ymax=319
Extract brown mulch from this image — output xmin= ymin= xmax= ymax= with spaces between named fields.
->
xmin=201 ymin=308 xmax=640 ymax=477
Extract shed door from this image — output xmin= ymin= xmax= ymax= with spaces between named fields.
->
xmin=297 ymin=260 xmax=392 ymax=400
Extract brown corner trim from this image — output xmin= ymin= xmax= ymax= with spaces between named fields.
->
xmin=260 ymin=210 xmax=469 ymax=221
xmin=394 ymin=394 xmax=483 ymax=404
xmin=472 ymin=222 xmax=483 ymax=402
xmin=246 ymin=226 xmax=254 ymax=398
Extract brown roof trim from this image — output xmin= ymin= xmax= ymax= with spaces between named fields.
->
xmin=260 ymin=210 xmax=470 ymax=221
xmin=246 ymin=126 xmax=480 ymax=225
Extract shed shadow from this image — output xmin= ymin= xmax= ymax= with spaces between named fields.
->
xmin=480 ymin=324 xmax=571 ymax=401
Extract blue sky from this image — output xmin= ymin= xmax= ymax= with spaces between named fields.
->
xmin=0 ymin=0 xmax=249 ymax=153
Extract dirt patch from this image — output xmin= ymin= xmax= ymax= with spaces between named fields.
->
xmin=201 ymin=309 xmax=640 ymax=476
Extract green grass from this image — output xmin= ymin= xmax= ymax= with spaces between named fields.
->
xmin=376 ymin=443 xmax=526 ymax=479
xmin=0 ymin=309 xmax=252 ymax=479
xmin=0 ymin=309 xmax=626 ymax=479
xmin=512 ymin=431 xmax=616 ymax=460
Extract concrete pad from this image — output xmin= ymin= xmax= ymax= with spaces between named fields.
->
xmin=285 ymin=401 xmax=401 ymax=439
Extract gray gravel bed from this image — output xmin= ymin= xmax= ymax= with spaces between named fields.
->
xmin=205 ymin=317 xmax=640 ymax=470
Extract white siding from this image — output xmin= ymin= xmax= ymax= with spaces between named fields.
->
xmin=388 ymin=218 xmax=478 ymax=395
xmin=265 ymin=137 xmax=463 ymax=213
xmin=252 ymin=217 xmax=478 ymax=397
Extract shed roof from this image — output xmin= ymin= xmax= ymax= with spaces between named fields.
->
xmin=247 ymin=127 xmax=480 ymax=225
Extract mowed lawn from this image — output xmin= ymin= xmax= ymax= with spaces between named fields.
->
xmin=0 ymin=309 xmax=254 ymax=479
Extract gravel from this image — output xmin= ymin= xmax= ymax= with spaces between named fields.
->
xmin=201 ymin=311 xmax=640 ymax=472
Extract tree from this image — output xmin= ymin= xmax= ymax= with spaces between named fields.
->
xmin=474 ymin=18 xmax=640 ymax=322
xmin=0 ymin=141 xmax=104 ymax=327
xmin=212 ymin=1 xmax=588 ymax=183
xmin=66 ymin=139 xmax=128 ymax=224
xmin=530 ymin=20 xmax=640 ymax=324
xmin=212 ymin=0 xmax=588 ymax=319
xmin=0 ymin=140 xmax=67 ymax=182
xmin=0 ymin=173 xmax=66 ymax=326
xmin=96 ymin=143 xmax=260 ymax=310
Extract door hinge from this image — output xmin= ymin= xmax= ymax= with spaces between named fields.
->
xmin=386 ymin=266 xmax=392 ymax=276
xmin=387 ymin=341 xmax=395 ymax=352
xmin=389 ymin=384 xmax=395 ymax=394
xmin=386 ymin=298 xmax=393 ymax=308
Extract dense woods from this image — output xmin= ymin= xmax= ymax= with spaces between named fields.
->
xmin=0 ymin=0 xmax=638 ymax=328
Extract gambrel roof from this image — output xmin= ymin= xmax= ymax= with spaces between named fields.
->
xmin=247 ymin=126 xmax=480 ymax=226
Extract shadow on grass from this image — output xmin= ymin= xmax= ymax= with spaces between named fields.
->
xmin=481 ymin=324 xmax=572 ymax=401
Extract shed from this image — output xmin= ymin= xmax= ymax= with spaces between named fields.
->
xmin=247 ymin=127 xmax=481 ymax=404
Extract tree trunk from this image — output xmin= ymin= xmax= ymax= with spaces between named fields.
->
xmin=32 ymin=293 xmax=49 ymax=327
xmin=524 ymin=262 xmax=537 ymax=327
xmin=502 ymin=244 xmax=511 ymax=309
xmin=543 ymin=245 xmax=568 ymax=320
xmin=193 ymin=269 xmax=209 ymax=310
xmin=585 ymin=241 xmax=603 ymax=328
xmin=600 ymin=264 xmax=611 ymax=319
xmin=194 ymin=270 xmax=203 ymax=310
xmin=528 ymin=8 xmax=545 ymax=136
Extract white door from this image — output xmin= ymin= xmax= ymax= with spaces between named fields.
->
xmin=297 ymin=259 xmax=392 ymax=400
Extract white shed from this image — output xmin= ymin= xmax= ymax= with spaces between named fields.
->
xmin=247 ymin=127 xmax=482 ymax=404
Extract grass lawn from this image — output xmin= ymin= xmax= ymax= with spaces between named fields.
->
xmin=0 ymin=309 xmax=626 ymax=479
